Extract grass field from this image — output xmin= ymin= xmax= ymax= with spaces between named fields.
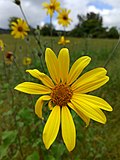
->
xmin=0 ymin=34 xmax=120 ymax=160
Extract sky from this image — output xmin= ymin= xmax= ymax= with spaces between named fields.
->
xmin=0 ymin=0 xmax=120 ymax=31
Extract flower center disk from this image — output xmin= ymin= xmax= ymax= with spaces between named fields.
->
xmin=50 ymin=4 xmax=55 ymax=10
xmin=18 ymin=26 xmax=23 ymax=32
xmin=51 ymin=83 xmax=73 ymax=106
xmin=63 ymin=15 xmax=68 ymax=20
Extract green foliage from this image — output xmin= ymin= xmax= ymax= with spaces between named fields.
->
xmin=26 ymin=151 xmax=40 ymax=160
xmin=71 ymin=12 xmax=119 ymax=38
xmin=0 ymin=130 xmax=18 ymax=159
xmin=40 ymin=23 xmax=57 ymax=36
xmin=107 ymin=27 xmax=119 ymax=39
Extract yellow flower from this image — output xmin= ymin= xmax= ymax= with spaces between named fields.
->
xmin=58 ymin=36 xmax=70 ymax=45
xmin=4 ymin=51 xmax=14 ymax=64
xmin=23 ymin=57 xmax=32 ymax=65
xmin=57 ymin=8 xmax=72 ymax=27
xmin=42 ymin=0 xmax=60 ymax=17
xmin=0 ymin=40 xmax=4 ymax=51
xmin=11 ymin=18 xmax=29 ymax=39
xmin=15 ymin=48 xmax=112 ymax=151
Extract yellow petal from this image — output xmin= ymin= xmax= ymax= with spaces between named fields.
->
xmin=71 ymin=97 xmax=106 ymax=124
xmin=42 ymin=2 xmax=49 ymax=8
xmin=58 ymin=48 xmax=70 ymax=82
xmin=67 ymin=56 xmax=91 ymax=85
xmin=68 ymin=102 xmax=90 ymax=127
xmin=61 ymin=106 xmax=76 ymax=152
xmin=73 ymin=93 xmax=113 ymax=111
xmin=66 ymin=40 xmax=70 ymax=43
xmin=48 ymin=100 xmax=53 ymax=110
xmin=72 ymin=68 xmax=109 ymax=93
xmin=45 ymin=48 xmax=60 ymax=84
xmin=11 ymin=22 xmax=17 ymax=26
xmin=43 ymin=105 xmax=60 ymax=149
xmin=26 ymin=69 xmax=54 ymax=88
xmin=35 ymin=95 xmax=51 ymax=119
xmin=75 ymin=76 xmax=109 ymax=93
xmin=14 ymin=82 xmax=51 ymax=94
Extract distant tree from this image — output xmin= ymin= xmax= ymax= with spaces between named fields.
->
xmin=40 ymin=23 xmax=57 ymax=36
xmin=107 ymin=27 xmax=119 ymax=39
xmin=71 ymin=12 xmax=107 ymax=38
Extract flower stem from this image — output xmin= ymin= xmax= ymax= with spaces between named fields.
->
xmin=50 ymin=16 xmax=53 ymax=49
xmin=104 ymin=36 xmax=120 ymax=68
xmin=19 ymin=3 xmax=44 ymax=52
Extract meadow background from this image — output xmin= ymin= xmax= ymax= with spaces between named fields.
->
xmin=0 ymin=33 xmax=120 ymax=160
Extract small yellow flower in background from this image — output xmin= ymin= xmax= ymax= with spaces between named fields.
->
xmin=57 ymin=8 xmax=72 ymax=27
xmin=4 ymin=51 xmax=14 ymax=64
xmin=42 ymin=0 xmax=61 ymax=17
xmin=11 ymin=18 xmax=30 ymax=39
xmin=23 ymin=57 xmax=32 ymax=66
xmin=58 ymin=36 xmax=70 ymax=45
xmin=0 ymin=40 xmax=4 ymax=51
xmin=15 ymin=48 xmax=112 ymax=151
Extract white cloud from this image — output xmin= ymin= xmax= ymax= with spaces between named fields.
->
xmin=88 ymin=4 xmax=120 ymax=29
xmin=0 ymin=0 xmax=120 ymax=30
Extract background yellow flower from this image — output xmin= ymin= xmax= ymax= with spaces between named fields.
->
xmin=0 ymin=40 xmax=4 ymax=51
xmin=11 ymin=18 xmax=29 ymax=39
xmin=4 ymin=51 xmax=14 ymax=64
xmin=42 ymin=0 xmax=61 ymax=17
xmin=57 ymin=8 xmax=72 ymax=27
xmin=23 ymin=57 xmax=32 ymax=65
xmin=58 ymin=36 xmax=70 ymax=45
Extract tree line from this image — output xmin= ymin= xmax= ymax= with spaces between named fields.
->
xmin=40 ymin=12 xmax=119 ymax=38
xmin=1 ymin=12 xmax=119 ymax=39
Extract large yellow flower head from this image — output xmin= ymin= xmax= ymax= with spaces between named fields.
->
xmin=11 ymin=18 xmax=30 ymax=39
xmin=42 ymin=0 xmax=61 ymax=17
xmin=15 ymin=48 xmax=112 ymax=151
xmin=0 ymin=40 xmax=4 ymax=51
xmin=57 ymin=8 xmax=72 ymax=27
xmin=58 ymin=36 xmax=70 ymax=45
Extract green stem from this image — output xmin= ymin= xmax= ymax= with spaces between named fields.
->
xmin=63 ymin=26 xmax=66 ymax=47
xmin=19 ymin=3 xmax=46 ymax=73
xmin=104 ymin=36 xmax=120 ymax=68
xmin=50 ymin=16 xmax=53 ymax=49
xmin=19 ymin=4 xmax=44 ymax=52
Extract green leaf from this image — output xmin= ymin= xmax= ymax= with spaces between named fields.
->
xmin=0 ymin=130 xmax=18 ymax=159
xmin=32 ymin=139 xmax=41 ymax=147
xmin=0 ymin=144 xmax=9 ymax=159
xmin=53 ymin=143 xmax=65 ymax=159
xmin=44 ymin=155 xmax=56 ymax=160
xmin=26 ymin=151 xmax=40 ymax=160
xmin=18 ymin=107 xmax=34 ymax=124
xmin=2 ymin=130 xmax=18 ymax=145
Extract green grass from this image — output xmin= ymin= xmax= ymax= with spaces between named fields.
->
xmin=0 ymin=34 xmax=120 ymax=160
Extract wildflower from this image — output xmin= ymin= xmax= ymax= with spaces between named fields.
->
xmin=57 ymin=8 xmax=72 ymax=27
xmin=42 ymin=0 xmax=60 ymax=17
xmin=23 ymin=57 xmax=32 ymax=65
xmin=0 ymin=40 xmax=4 ymax=51
xmin=13 ymin=0 xmax=21 ymax=5
xmin=4 ymin=51 xmax=14 ymax=64
xmin=58 ymin=36 xmax=70 ymax=45
xmin=15 ymin=48 xmax=112 ymax=151
xmin=11 ymin=18 xmax=29 ymax=39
